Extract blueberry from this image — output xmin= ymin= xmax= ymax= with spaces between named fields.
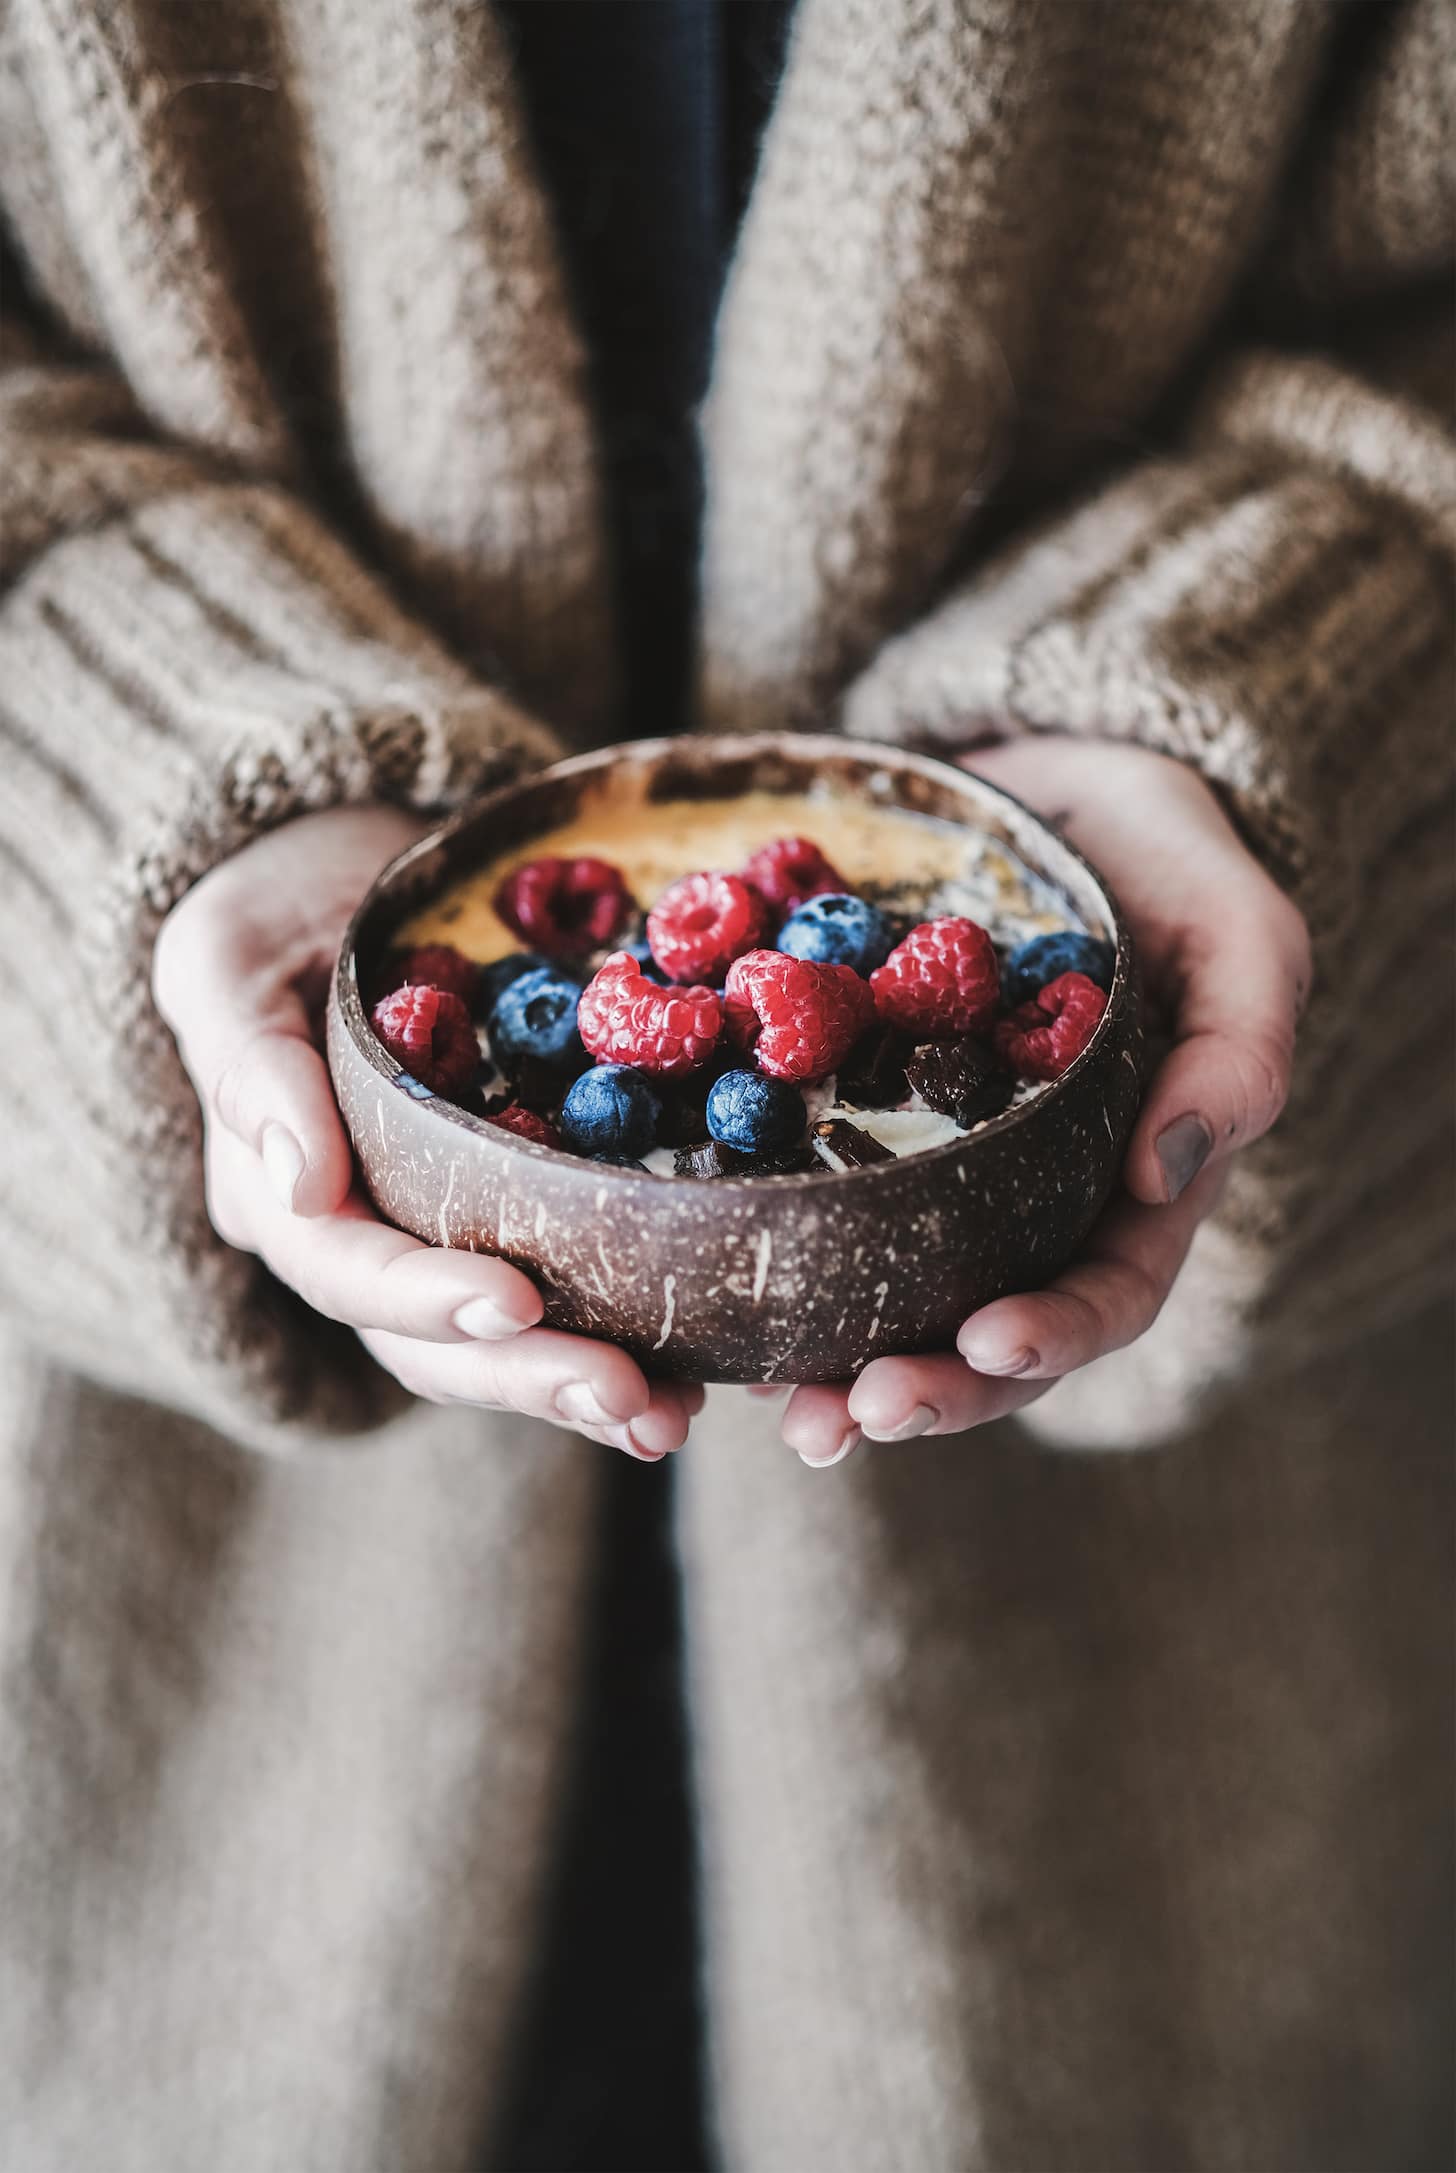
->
xmin=776 ymin=893 xmax=893 ymax=974
xmin=1003 ymin=931 xmax=1116 ymax=1007
xmin=480 ymin=950 xmax=551 ymax=1015
xmin=705 ymin=1069 xmax=806 ymax=1153
xmin=560 ymin=1064 xmax=661 ymax=1160
xmin=489 ymin=967 xmax=585 ymax=1068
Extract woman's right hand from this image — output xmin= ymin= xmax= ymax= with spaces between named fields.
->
xmin=152 ymin=805 xmax=701 ymax=1461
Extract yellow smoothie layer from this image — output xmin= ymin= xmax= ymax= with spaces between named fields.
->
xmin=402 ymin=783 xmax=1079 ymax=960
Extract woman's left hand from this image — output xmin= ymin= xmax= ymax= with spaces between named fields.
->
xmin=774 ymin=737 xmax=1312 ymax=1467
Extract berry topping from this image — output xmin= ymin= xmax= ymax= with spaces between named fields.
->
xmin=776 ymin=892 xmax=894 ymax=974
xmin=495 ymin=856 xmax=634 ymax=956
xmin=387 ymin=944 xmax=478 ymax=1006
xmin=371 ymin=984 xmax=478 ymax=1095
xmin=618 ymin=937 xmax=669 ymax=984
xmin=905 ymin=1036 xmax=1014 ymax=1126
xmin=489 ymin=967 xmax=587 ymax=1070
xmin=1003 ymin=930 xmax=1115 ymax=1008
xmin=705 ymin=1068 xmax=807 ymax=1154
xmin=740 ymin=836 xmax=845 ymax=919
xmin=647 ymin=870 xmax=766 ymax=985
xmin=480 ymin=949 xmax=551 ymax=1015
xmin=484 ymin=1103 xmax=562 ymax=1150
xmin=577 ymin=952 xmax=724 ymax=1078
xmin=869 ymin=917 xmax=1000 ymax=1038
xmin=723 ymin=950 xmax=875 ymax=1083
xmin=560 ymin=1064 xmax=661 ymax=1161
xmin=993 ymin=970 xmax=1108 ymax=1080
xmin=810 ymin=1117 xmax=894 ymax=1170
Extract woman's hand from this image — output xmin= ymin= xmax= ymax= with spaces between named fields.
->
xmin=153 ymin=807 xmax=700 ymax=1460
xmin=777 ymin=738 xmax=1312 ymax=1466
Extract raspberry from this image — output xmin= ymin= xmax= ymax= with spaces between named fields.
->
xmin=722 ymin=950 xmax=874 ymax=1083
xmin=387 ymin=943 xmax=478 ymax=1006
xmin=993 ymin=971 xmax=1108 ymax=1080
xmin=371 ymin=984 xmax=478 ymax=1095
xmin=740 ymin=836 xmax=845 ymax=919
xmin=647 ymin=870 xmax=766 ymax=984
xmin=869 ymin=917 xmax=1000 ymax=1038
xmin=484 ymin=1103 xmax=562 ymax=1150
xmin=494 ymin=856 xmax=634 ymax=956
xmin=1003 ymin=930 xmax=1115 ymax=1008
xmin=577 ymin=952 xmax=724 ymax=1078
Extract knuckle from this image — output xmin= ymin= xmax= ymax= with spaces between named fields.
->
xmin=369 ymin=1246 xmax=431 ymax=1335
xmin=1234 ymin=1030 xmax=1292 ymax=1134
xmin=1076 ymin=1259 xmax=1163 ymax=1349
xmin=1055 ymin=1288 xmax=1113 ymax=1358
xmin=211 ymin=1044 xmax=256 ymax=1138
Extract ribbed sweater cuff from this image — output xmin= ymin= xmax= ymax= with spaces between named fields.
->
xmin=843 ymin=354 xmax=1455 ymax=1440
xmin=0 ymin=483 xmax=561 ymax=1447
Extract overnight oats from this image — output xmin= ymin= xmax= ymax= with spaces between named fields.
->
xmin=368 ymin=783 xmax=1117 ymax=1179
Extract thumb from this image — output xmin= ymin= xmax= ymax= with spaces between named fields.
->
xmin=208 ymin=1016 xmax=354 ymax=1217
xmin=1124 ymin=897 xmax=1310 ymax=1207
xmin=155 ymin=931 xmax=353 ymax=1221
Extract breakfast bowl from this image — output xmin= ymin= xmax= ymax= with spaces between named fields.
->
xmin=327 ymin=733 xmax=1143 ymax=1383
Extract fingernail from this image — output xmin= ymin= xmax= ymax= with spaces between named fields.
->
xmin=453 ymin=1295 xmax=534 ymax=1341
xmin=1156 ymin=1113 xmax=1214 ymax=1202
xmin=625 ymin=1423 xmax=671 ymax=1461
xmin=798 ymin=1426 xmax=861 ymax=1470
xmin=555 ymin=1382 xmax=616 ymax=1430
xmin=261 ymin=1124 xmax=305 ymax=1211
xmin=862 ymin=1403 xmax=937 ymax=1442
xmin=958 ymin=1337 xmax=1038 ymax=1377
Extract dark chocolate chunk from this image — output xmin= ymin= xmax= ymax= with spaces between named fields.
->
xmin=674 ymin=1138 xmax=817 ymax=1180
xmin=905 ymin=1036 xmax=1014 ymax=1127
xmin=674 ymin=1139 xmax=736 ymax=1180
xmin=811 ymin=1118 xmax=894 ymax=1169
xmin=735 ymin=1142 xmax=818 ymax=1177
xmin=836 ymin=1026 xmax=911 ymax=1108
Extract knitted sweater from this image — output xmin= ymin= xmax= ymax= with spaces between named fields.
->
xmin=1 ymin=0 xmax=1452 ymax=1449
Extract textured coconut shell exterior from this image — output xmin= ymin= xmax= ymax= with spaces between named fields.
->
xmin=328 ymin=736 xmax=1142 ymax=1383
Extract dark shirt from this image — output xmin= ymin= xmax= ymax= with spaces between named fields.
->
xmin=497 ymin=0 xmax=794 ymax=736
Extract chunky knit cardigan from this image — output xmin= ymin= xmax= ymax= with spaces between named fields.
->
xmin=1 ymin=0 xmax=1452 ymax=1450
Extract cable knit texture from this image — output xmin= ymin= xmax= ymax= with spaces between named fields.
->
xmin=0 ymin=0 xmax=1452 ymax=2166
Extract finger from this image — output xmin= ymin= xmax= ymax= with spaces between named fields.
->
xmin=956 ymin=1164 xmax=1224 ymax=1380
xmin=359 ymin=1325 xmax=676 ymax=1456
xmin=847 ymin=1354 xmax=1052 ymax=1439
xmin=214 ymin=1136 xmax=543 ymax=1340
xmin=1126 ymin=896 xmax=1311 ymax=1206
xmin=779 ymin=1384 xmax=860 ymax=1467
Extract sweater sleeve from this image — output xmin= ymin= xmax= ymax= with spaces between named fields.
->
xmin=842 ymin=339 xmax=1455 ymax=1446
xmin=0 ymin=323 xmax=563 ymax=1449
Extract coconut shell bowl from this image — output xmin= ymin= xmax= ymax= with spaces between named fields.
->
xmin=327 ymin=734 xmax=1143 ymax=1384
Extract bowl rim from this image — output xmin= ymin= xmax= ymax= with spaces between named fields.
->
xmin=334 ymin=731 xmax=1135 ymax=1191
